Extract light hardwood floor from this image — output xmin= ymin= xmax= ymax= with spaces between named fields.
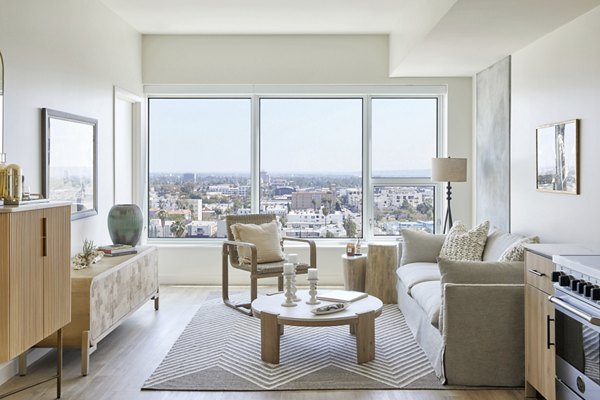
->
xmin=0 ymin=286 xmax=524 ymax=400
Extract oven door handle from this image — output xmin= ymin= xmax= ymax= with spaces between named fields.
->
xmin=549 ymin=295 xmax=600 ymax=326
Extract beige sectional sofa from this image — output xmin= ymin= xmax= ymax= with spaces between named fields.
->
xmin=396 ymin=228 xmax=533 ymax=386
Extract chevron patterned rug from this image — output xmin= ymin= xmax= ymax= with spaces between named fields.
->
xmin=142 ymin=295 xmax=443 ymax=391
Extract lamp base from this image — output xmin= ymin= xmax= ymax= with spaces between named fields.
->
xmin=442 ymin=182 xmax=453 ymax=234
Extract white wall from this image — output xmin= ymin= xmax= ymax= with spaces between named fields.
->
xmin=0 ymin=0 xmax=143 ymax=255
xmin=511 ymin=5 xmax=600 ymax=243
xmin=143 ymin=34 xmax=473 ymax=285
xmin=0 ymin=0 xmax=142 ymax=381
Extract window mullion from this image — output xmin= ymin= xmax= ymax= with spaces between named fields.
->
xmin=251 ymin=95 xmax=260 ymax=213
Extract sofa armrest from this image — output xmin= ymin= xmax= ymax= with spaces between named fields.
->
xmin=442 ymin=283 xmax=524 ymax=386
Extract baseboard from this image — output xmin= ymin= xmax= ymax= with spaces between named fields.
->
xmin=0 ymin=349 xmax=51 ymax=386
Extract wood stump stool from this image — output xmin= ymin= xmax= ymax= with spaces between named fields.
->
xmin=365 ymin=242 xmax=399 ymax=304
xmin=341 ymin=254 xmax=367 ymax=292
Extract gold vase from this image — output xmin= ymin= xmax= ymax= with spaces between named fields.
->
xmin=4 ymin=163 xmax=22 ymax=205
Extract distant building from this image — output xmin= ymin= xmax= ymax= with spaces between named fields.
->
xmin=182 ymin=173 xmax=196 ymax=183
xmin=291 ymin=191 xmax=336 ymax=210
xmin=187 ymin=221 xmax=218 ymax=237
xmin=273 ymin=186 xmax=295 ymax=196
xmin=260 ymin=170 xmax=270 ymax=185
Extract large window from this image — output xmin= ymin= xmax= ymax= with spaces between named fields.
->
xmin=260 ymin=98 xmax=363 ymax=238
xmin=148 ymin=98 xmax=251 ymax=238
xmin=147 ymin=90 xmax=441 ymax=240
xmin=371 ymin=98 xmax=438 ymax=235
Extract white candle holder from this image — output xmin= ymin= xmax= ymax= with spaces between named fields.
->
xmin=306 ymin=278 xmax=320 ymax=305
xmin=291 ymin=267 xmax=301 ymax=302
xmin=281 ymin=272 xmax=297 ymax=307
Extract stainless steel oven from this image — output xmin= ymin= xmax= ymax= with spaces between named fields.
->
xmin=552 ymin=255 xmax=600 ymax=400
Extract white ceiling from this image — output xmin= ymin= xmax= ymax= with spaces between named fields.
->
xmin=100 ymin=0 xmax=600 ymax=76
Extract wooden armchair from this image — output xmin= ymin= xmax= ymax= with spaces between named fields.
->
xmin=222 ymin=214 xmax=317 ymax=315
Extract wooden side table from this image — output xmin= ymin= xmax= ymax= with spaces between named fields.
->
xmin=341 ymin=254 xmax=367 ymax=292
xmin=365 ymin=242 xmax=399 ymax=304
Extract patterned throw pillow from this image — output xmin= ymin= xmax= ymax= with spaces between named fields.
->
xmin=439 ymin=220 xmax=490 ymax=261
xmin=498 ymin=236 xmax=541 ymax=262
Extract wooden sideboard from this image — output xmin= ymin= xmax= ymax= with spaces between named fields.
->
xmin=0 ymin=202 xmax=71 ymax=398
xmin=36 ymin=246 xmax=159 ymax=376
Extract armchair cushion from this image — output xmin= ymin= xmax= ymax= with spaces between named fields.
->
xmin=439 ymin=221 xmax=489 ymax=261
xmin=400 ymin=229 xmax=446 ymax=265
xmin=230 ymin=220 xmax=285 ymax=264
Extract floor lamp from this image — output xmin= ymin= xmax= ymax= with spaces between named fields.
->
xmin=432 ymin=157 xmax=467 ymax=234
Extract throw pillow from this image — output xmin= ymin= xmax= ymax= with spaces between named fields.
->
xmin=400 ymin=229 xmax=446 ymax=266
xmin=438 ymin=220 xmax=490 ymax=261
xmin=498 ymin=236 xmax=541 ymax=262
xmin=230 ymin=220 xmax=284 ymax=264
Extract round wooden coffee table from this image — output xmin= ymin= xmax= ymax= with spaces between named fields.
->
xmin=251 ymin=290 xmax=383 ymax=364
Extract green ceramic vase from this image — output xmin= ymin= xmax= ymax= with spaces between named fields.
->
xmin=107 ymin=204 xmax=143 ymax=246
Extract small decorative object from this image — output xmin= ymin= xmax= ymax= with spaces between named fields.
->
xmin=536 ymin=119 xmax=579 ymax=194
xmin=281 ymin=264 xmax=297 ymax=307
xmin=3 ymin=163 xmax=22 ymax=205
xmin=346 ymin=242 xmax=355 ymax=256
xmin=306 ymin=268 xmax=320 ymax=305
xmin=73 ymin=239 xmax=103 ymax=270
xmin=286 ymin=253 xmax=298 ymax=264
xmin=311 ymin=302 xmax=349 ymax=315
xmin=355 ymin=239 xmax=362 ymax=255
xmin=107 ymin=204 xmax=143 ymax=246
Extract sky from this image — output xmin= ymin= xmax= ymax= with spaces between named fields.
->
xmin=149 ymin=97 xmax=436 ymax=176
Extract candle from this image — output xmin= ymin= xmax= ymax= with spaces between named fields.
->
xmin=283 ymin=262 xmax=294 ymax=274
xmin=307 ymin=268 xmax=318 ymax=280
xmin=287 ymin=253 xmax=298 ymax=264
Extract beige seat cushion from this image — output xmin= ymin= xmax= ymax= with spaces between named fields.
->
xmin=231 ymin=220 xmax=285 ymax=264
xmin=410 ymin=281 xmax=442 ymax=328
xmin=396 ymin=262 xmax=441 ymax=294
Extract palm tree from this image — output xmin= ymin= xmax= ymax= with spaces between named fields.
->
xmin=157 ymin=208 xmax=168 ymax=237
xmin=170 ymin=218 xmax=186 ymax=238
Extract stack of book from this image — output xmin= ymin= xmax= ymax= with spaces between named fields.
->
xmin=97 ymin=244 xmax=138 ymax=257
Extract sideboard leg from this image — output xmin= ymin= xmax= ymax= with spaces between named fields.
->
xmin=18 ymin=353 xmax=27 ymax=376
xmin=57 ymin=329 xmax=63 ymax=398
xmin=81 ymin=330 xmax=90 ymax=376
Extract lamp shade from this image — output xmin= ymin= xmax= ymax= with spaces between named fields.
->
xmin=431 ymin=157 xmax=467 ymax=182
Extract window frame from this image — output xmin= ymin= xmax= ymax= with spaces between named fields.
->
xmin=145 ymin=85 xmax=446 ymax=244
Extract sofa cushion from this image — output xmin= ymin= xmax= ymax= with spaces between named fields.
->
xmin=396 ymin=262 xmax=441 ymax=294
xmin=410 ymin=281 xmax=442 ymax=328
xmin=439 ymin=221 xmax=489 ymax=261
xmin=230 ymin=220 xmax=285 ymax=264
xmin=438 ymin=258 xmax=524 ymax=285
xmin=498 ymin=236 xmax=540 ymax=262
xmin=482 ymin=229 xmax=526 ymax=261
xmin=400 ymin=229 xmax=446 ymax=266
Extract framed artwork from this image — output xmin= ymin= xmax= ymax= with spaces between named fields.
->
xmin=42 ymin=108 xmax=98 ymax=220
xmin=536 ymin=119 xmax=579 ymax=194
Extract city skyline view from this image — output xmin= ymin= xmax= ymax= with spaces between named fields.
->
xmin=148 ymin=96 xmax=438 ymax=239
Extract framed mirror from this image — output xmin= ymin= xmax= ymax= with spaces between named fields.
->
xmin=42 ymin=108 xmax=98 ymax=220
